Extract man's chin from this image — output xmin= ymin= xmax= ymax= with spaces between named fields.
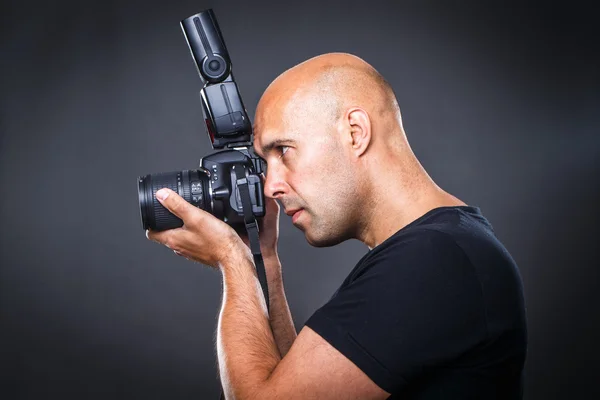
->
xmin=304 ymin=230 xmax=346 ymax=248
xmin=293 ymin=216 xmax=350 ymax=247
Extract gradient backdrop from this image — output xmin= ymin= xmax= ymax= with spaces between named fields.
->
xmin=1 ymin=0 xmax=598 ymax=399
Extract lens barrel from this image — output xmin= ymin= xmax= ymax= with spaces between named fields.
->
xmin=138 ymin=170 xmax=211 ymax=231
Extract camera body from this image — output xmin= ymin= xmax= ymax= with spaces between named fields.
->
xmin=201 ymin=149 xmax=264 ymax=225
xmin=138 ymin=9 xmax=265 ymax=231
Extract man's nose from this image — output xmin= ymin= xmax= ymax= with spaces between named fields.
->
xmin=264 ymin=166 xmax=288 ymax=199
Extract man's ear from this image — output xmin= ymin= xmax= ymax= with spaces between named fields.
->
xmin=345 ymin=107 xmax=372 ymax=157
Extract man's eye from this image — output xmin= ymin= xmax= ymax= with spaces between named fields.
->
xmin=279 ymin=146 xmax=290 ymax=158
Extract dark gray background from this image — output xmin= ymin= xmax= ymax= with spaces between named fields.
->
xmin=1 ymin=0 xmax=598 ymax=399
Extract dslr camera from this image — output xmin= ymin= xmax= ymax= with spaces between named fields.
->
xmin=138 ymin=9 xmax=265 ymax=232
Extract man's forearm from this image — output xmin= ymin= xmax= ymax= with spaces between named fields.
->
xmin=264 ymin=254 xmax=297 ymax=358
xmin=217 ymin=250 xmax=280 ymax=399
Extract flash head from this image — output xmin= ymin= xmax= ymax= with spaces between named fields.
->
xmin=181 ymin=10 xmax=231 ymax=84
xmin=181 ymin=9 xmax=252 ymax=149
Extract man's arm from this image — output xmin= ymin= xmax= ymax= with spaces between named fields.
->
xmin=263 ymin=253 xmax=297 ymax=357
xmin=217 ymin=250 xmax=279 ymax=399
xmin=240 ymin=194 xmax=297 ymax=358
xmin=217 ymin=251 xmax=389 ymax=400
xmin=146 ymin=188 xmax=389 ymax=399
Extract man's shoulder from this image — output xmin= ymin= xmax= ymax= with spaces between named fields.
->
xmin=365 ymin=206 xmax=499 ymax=266
xmin=346 ymin=227 xmax=471 ymax=288
xmin=346 ymin=206 xmax=501 ymax=286
xmin=376 ymin=205 xmax=490 ymax=249
xmin=364 ymin=208 xmax=476 ymax=262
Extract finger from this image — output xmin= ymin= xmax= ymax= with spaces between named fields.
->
xmin=155 ymin=188 xmax=196 ymax=221
xmin=147 ymin=228 xmax=174 ymax=247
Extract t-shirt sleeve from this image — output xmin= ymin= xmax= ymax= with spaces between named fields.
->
xmin=304 ymin=230 xmax=487 ymax=394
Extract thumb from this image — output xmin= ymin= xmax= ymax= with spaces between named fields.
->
xmin=155 ymin=188 xmax=194 ymax=220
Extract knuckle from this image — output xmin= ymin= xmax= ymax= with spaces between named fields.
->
xmin=170 ymin=199 xmax=182 ymax=213
xmin=186 ymin=213 xmax=203 ymax=229
xmin=163 ymin=234 xmax=175 ymax=250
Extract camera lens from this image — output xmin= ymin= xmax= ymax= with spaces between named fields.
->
xmin=138 ymin=170 xmax=211 ymax=231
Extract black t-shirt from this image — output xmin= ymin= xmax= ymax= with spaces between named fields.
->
xmin=305 ymin=206 xmax=527 ymax=399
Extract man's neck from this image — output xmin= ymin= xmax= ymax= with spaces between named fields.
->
xmin=358 ymin=182 xmax=466 ymax=250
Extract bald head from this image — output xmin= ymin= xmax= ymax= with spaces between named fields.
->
xmin=254 ymin=53 xmax=405 ymax=154
xmin=252 ymin=53 xmax=461 ymax=248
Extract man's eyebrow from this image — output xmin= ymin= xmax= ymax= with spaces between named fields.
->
xmin=259 ymin=138 xmax=296 ymax=157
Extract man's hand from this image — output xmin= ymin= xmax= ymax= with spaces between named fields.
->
xmin=146 ymin=188 xmax=250 ymax=268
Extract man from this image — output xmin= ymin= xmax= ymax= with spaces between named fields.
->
xmin=147 ymin=53 xmax=527 ymax=399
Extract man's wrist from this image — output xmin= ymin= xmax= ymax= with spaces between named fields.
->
xmin=261 ymin=249 xmax=279 ymax=263
xmin=219 ymin=236 xmax=254 ymax=273
xmin=261 ymin=250 xmax=284 ymax=285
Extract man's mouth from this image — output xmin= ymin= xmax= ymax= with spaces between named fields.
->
xmin=291 ymin=209 xmax=303 ymax=223
xmin=285 ymin=208 xmax=304 ymax=223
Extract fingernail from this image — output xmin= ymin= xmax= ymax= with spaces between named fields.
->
xmin=156 ymin=189 xmax=169 ymax=201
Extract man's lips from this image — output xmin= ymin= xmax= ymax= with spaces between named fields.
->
xmin=285 ymin=208 xmax=304 ymax=223
xmin=284 ymin=208 xmax=301 ymax=216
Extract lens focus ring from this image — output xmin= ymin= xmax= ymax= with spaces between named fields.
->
xmin=138 ymin=170 xmax=211 ymax=231
xmin=150 ymin=172 xmax=183 ymax=230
